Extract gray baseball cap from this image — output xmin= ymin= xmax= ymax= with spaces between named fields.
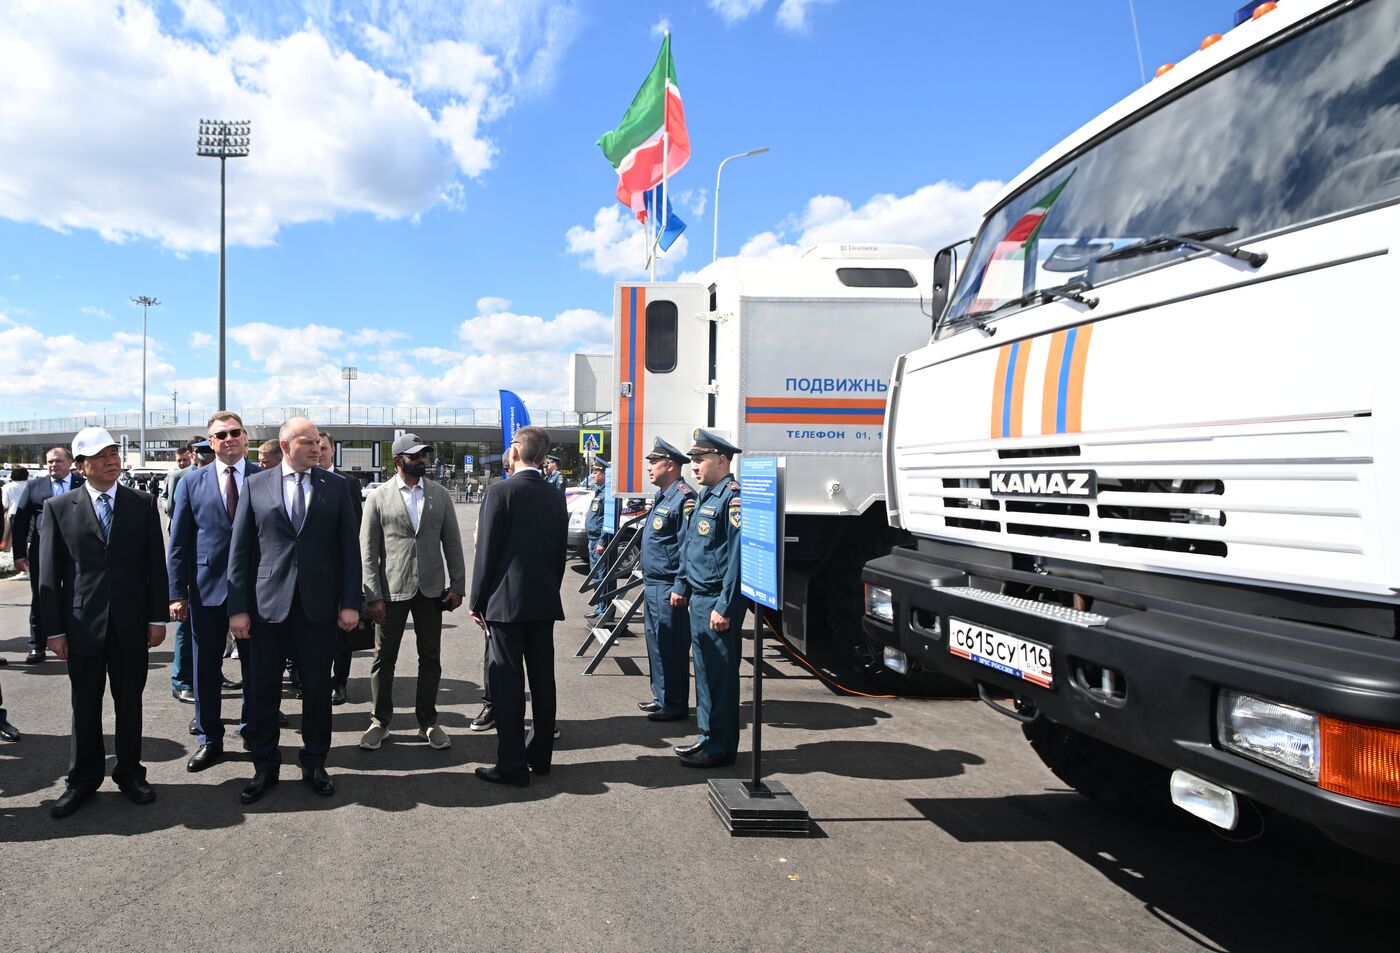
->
xmin=391 ymin=433 xmax=432 ymax=456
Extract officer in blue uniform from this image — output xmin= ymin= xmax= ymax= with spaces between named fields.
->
xmin=585 ymin=459 xmax=612 ymax=621
xmin=637 ymin=437 xmax=697 ymax=722
xmin=544 ymin=454 xmax=565 ymax=495
xmin=675 ymin=428 xmax=745 ymax=768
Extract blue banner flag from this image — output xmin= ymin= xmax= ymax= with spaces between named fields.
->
xmin=642 ymin=183 xmax=687 ymax=252
xmin=499 ymin=389 xmax=531 ymax=460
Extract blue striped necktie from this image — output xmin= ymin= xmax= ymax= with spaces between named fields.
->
xmin=97 ymin=493 xmax=112 ymax=540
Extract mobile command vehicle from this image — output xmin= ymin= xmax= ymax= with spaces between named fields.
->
xmin=863 ymin=0 xmax=1400 ymax=861
xmin=609 ymin=245 xmax=953 ymax=687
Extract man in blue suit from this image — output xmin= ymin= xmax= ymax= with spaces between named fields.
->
xmin=11 ymin=446 xmax=84 ymax=663
xmin=168 ymin=411 xmax=257 ymax=772
xmin=227 ymin=417 xmax=361 ymax=804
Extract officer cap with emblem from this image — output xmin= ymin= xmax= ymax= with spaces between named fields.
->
xmin=546 ymin=454 xmax=561 ymax=464
xmin=645 ymin=436 xmax=689 ymax=465
xmin=591 ymin=458 xmax=610 ymax=471
xmin=687 ymin=427 xmax=742 ymax=458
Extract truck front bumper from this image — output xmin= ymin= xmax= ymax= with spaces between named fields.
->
xmin=863 ymin=544 xmax=1400 ymax=863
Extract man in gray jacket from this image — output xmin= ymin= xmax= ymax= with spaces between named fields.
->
xmin=359 ymin=434 xmax=466 ymax=751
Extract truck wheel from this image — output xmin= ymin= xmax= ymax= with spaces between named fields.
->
xmin=1022 ymin=718 xmax=1174 ymax=820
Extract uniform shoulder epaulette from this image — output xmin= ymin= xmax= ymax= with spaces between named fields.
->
xmin=679 ymin=482 xmax=695 ymax=495
xmin=726 ymin=480 xmax=740 ymax=491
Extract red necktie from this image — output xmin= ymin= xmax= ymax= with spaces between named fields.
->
xmin=225 ymin=466 xmax=238 ymax=522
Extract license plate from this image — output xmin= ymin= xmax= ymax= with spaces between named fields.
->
xmin=948 ymin=618 xmax=1053 ymax=688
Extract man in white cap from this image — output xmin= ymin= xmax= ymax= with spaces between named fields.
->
xmin=38 ymin=427 xmax=170 ymax=818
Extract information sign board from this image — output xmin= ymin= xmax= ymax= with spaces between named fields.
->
xmin=739 ymin=456 xmax=784 ymax=611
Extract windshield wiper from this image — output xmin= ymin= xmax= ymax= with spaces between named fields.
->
xmin=1095 ymin=226 xmax=1268 ymax=268
xmin=950 ymin=280 xmax=1100 ymax=337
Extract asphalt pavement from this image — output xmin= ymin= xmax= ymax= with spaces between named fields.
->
xmin=0 ymin=502 xmax=1393 ymax=953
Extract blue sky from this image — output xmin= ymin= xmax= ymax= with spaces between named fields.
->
xmin=0 ymin=0 xmax=1234 ymax=422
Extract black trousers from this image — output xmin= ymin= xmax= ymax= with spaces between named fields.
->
xmin=485 ymin=620 xmax=556 ymax=777
xmin=27 ymin=567 xmax=44 ymax=650
xmin=248 ymin=594 xmax=335 ymax=774
xmin=66 ymin=632 xmax=149 ymax=790
xmin=191 ymin=600 xmax=251 ymax=746
xmin=332 ymin=632 xmax=351 ymax=689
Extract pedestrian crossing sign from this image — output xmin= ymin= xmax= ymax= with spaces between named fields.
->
xmin=580 ymin=429 xmax=605 ymax=454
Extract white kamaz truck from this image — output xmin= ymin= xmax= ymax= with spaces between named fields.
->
xmin=610 ymin=244 xmax=954 ymax=688
xmin=863 ymin=0 xmax=1400 ymax=861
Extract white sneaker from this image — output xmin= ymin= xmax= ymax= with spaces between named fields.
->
xmin=420 ymin=724 xmax=450 ymax=749
xmin=359 ymin=723 xmax=388 ymax=750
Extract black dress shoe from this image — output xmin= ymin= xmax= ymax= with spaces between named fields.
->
xmin=172 ymin=688 xmax=196 ymax=704
xmin=24 ymin=649 xmax=44 ymax=664
xmin=240 ymin=771 xmax=278 ymax=804
xmin=648 ymin=710 xmax=688 ymax=722
xmin=330 ymin=686 xmax=347 ymax=706
xmin=277 ymin=710 xmax=289 ymax=728
xmin=674 ymin=741 xmax=705 ymax=756
xmin=302 ymin=766 xmax=334 ymax=796
xmin=222 ymin=675 xmax=242 ymax=690
xmin=0 ymin=719 xmax=21 ymax=741
xmin=188 ymin=717 xmax=199 ymax=736
xmin=637 ymin=700 xmax=662 ymax=713
xmin=51 ymin=786 xmax=93 ymax=818
xmin=118 ymin=778 xmax=157 ymax=805
xmin=187 ymin=743 xmax=224 ymax=772
xmin=474 ymin=766 xmax=529 ymax=788
xmin=679 ymin=750 xmax=736 ymax=769
xmin=0 ymin=656 xmax=9 ymax=666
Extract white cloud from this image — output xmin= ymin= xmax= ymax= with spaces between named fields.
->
xmin=229 ymin=321 xmax=344 ymax=374
xmin=676 ymin=188 xmax=708 ymax=220
xmin=349 ymin=328 xmax=408 ymax=347
xmin=0 ymin=0 xmax=581 ymax=253
xmin=80 ymin=306 xmax=114 ymax=320
xmin=739 ymin=180 xmax=1004 ymax=258
xmin=775 ymin=0 xmax=836 ymax=33
xmin=0 ymin=319 xmax=177 ymax=409
xmin=458 ymin=302 xmax=610 ymax=354
xmin=565 ymin=204 xmax=690 ymax=278
xmin=189 ymin=331 xmax=214 ymax=349
xmin=652 ymin=18 xmax=672 ymax=38
xmin=174 ymin=0 xmax=226 ymax=38
xmin=710 ymin=0 xmax=767 ymax=25
xmin=476 ymin=296 xmax=512 ymax=314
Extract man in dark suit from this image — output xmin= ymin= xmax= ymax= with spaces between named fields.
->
xmin=169 ymin=411 xmax=257 ymax=772
xmin=38 ymin=428 xmax=169 ymax=818
xmin=469 ymin=425 xmax=569 ymax=787
xmin=318 ymin=430 xmax=363 ymax=706
xmin=12 ymin=446 xmax=84 ymax=663
xmin=227 ymin=417 xmax=361 ymax=804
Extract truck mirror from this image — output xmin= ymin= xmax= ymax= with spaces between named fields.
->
xmin=929 ymin=246 xmax=955 ymax=322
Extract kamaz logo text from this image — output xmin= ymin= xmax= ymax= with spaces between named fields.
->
xmin=989 ymin=469 xmax=1098 ymax=498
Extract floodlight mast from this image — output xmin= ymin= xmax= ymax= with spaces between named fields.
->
xmin=196 ymin=119 xmax=251 ymax=409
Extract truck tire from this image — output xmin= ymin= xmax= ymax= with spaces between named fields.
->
xmin=1022 ymin=717 xmax=1175 ymax=820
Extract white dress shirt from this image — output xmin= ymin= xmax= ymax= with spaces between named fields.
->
xmin=394 ymin=474 xmax=425 ymax=533
xmin=218 ymin=457 xmax=249 ymax=502
xmin=280 ymin=461 xmax=314 ymax=520
xmin=83 ymin=480 xmax=115 ymax=517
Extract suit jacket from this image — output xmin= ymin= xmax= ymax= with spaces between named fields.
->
xmin=226 ymin=466 xmax=361 ymax=625
xmin=469 ymin=469 xmax=568 ymax=623
xmin=168 ymin=457 xmax=256 ymax=607
xmin=361 ymin=477 xmax=466 ymax=603
xmin=37 ymin=484 xmax=169 ymax=656
xmin=12 ymin=472 xmax=85 ymax=560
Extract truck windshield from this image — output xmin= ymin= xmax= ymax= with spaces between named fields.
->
xmin=941 ymin=0 xmax=1400 ymax=336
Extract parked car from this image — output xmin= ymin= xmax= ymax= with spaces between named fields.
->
xmin=361 ymin=481 xmax=382 ymax=501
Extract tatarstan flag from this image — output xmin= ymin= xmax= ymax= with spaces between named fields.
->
xmin=596 ymin=34 xmax=690 ymax=215
xmin=969 ymin=171 xmax=1075 ymax=311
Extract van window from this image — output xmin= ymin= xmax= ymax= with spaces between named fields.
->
xmin=646 ymin=300 xmax=678 ymax=373
xmin=836 ymin=267 xmax=917 ymax=288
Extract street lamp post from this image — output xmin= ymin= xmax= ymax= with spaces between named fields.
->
xmin=342 ymin=366 xmax=358 ymax=425
xmin=713 ymin=147 xmax=770 ymax=263
xmin=171 ymin=388 xmax=178 ymax=425
xmin=130 ymin=295 xmax=160 ymax=467
xmin=196 ymin=119 xmax=251 ymax=409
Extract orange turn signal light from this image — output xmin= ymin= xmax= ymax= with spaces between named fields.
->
xmin=1252 ymin=2 xmax=1277 ymax=19
xmin=1319 ymin=717 xmax=1400 ymax=807
xmin=1201 ymin=33 xmax=1223 ymax=50
xmin=1155 ymin=63 xmax=1175 ymax=78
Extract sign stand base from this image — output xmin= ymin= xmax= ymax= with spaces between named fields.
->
xmin=707 ymin=779 xmax=810 ymax=836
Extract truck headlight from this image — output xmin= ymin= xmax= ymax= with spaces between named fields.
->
xmin=1217 ymin=690 xmax=1320 ymax=782
xmin=864 ymin=584 xmax=894 ymax=623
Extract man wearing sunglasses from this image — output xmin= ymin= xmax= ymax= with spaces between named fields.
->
xmin=168 ymin=412 xmax=255 ymax=772
xmin=358 ymin=434 xmax=466 ymax=751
